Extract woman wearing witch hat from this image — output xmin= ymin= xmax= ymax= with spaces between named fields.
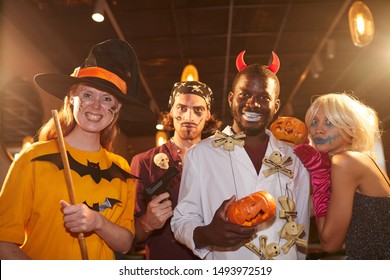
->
xmin=0 ymin=39 xmax=149 ymax=259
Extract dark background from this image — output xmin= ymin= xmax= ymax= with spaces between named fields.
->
xmin=1 ymin=0 xmax=389 ymax=171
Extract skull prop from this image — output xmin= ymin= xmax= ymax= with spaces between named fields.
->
xmin=245 ymin=235 xmax=281 ymax=260
xmin=153 ymin=153 xmax=169 ymax=170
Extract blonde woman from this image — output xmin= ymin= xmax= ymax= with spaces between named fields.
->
xmin=294 ymin=93 xmax=390 ymax=259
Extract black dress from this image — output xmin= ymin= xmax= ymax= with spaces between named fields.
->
xmin=345 ymin=192 xmax=390 ymax=259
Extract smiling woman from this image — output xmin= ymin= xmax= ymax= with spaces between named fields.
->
xmin=0 ymin=39 xmax=142 ymax=260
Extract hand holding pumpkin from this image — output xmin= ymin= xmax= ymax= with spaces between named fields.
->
xmin=193 ymin=196 xmax=257 ymax=249
xmin=227 ymin=191 xmax=277 ymax=227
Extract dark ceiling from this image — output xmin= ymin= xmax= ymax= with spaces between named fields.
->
xmin=2 ymin=0 xmax=390 ymax=140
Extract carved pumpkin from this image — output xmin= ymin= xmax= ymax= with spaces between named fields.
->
xmin=227 ymin=191 xmax=277 ymax=227
xmin=270 ymin=116 xmax=308 ymax=145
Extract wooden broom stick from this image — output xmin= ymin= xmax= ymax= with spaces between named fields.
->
xmin=52 ymin=109 xmax=89 ymax=260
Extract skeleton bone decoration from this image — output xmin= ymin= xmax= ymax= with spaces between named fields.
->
xmin=153 ymin=153 xmax=170 ymax=170
xmin=280 ymin=221 xmax=307 ymax=254
xmin=278 ymin=196 xmax=308 ymax=254
xmin=278 ymin=196 xmax=298 ymax=221
xmin=212 ymin=130 xmax=246 ymax=151
xmin=245 ymin=235 xmax=281 ymax=260
xmin=262 ymin=151 xmax=293 ymax=178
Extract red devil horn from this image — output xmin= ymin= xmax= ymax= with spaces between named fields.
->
xmin=267 ymin=51 xmax=280 ymax=74
xmin=236 ymin=50 xmax=247 ymax=72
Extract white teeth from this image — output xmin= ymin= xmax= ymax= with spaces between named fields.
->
xmin=242 ymin=112 xmax=261 ymax=122
xmin=85 ymin=112 xmax=102 ymax=121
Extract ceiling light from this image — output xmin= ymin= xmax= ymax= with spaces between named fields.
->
xmin=181 ymin=64 xmax=199 ymax=81
xmin=348 ymin=1 xmax=375 ymax=47
xmin=155 ymin=123 xmax=164 ymax=130
xmin=92 ymin=0 xmax=106 ymax=23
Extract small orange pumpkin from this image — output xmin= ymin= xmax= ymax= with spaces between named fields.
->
xmin=227 ymin=191 xmax=277 ymax=227
xmin=270 ymin=116 xmax=308 ymax=145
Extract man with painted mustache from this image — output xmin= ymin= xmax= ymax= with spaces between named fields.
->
xmin=130 ymin=81 xmax=219 ymax=259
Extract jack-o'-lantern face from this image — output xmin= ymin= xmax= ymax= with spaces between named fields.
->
xmin=227 ymin=191 xmax=277 ymax=227
xmin=270 ymin=116 xmax=308 ymax=145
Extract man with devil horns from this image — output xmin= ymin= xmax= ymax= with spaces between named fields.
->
xmin=171 ymin=51 xmax=311 ymax=260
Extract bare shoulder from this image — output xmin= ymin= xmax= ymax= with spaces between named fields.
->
xmin=331 ymin=151 xmax=389 ymax=195
xmin=330 ymin=151 xmax=366 ymax=193
xmin=331 ymin=151 xmax=364 ymax=168
xmin=331 ymin=151 xmax=369 ymax=181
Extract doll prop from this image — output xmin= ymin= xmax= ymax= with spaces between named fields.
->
xmin=212 ymin=130 xmax=246 ymax=151
xmin=293 ymin=144 xmax=331 ymax=219
xmin=262 ymin=151 xmax=293 ymax=178
xmin=270 ymin=116 xmax=308 ymax=145
xmin=227 ymin=191 xmax=276 ymax=227
xmin=278 ymin=196 xmax=308 ymax=254
xmin=245 ymin=235 xmax=281 ymax=260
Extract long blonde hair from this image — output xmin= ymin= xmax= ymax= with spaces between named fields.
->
xmin=38 ymin=83 xmax=120 ymax=151
xmin=305 ymin=93 xmax=381 ymax=156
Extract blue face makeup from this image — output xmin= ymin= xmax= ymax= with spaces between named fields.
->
xmin=313 ymin=134 xmax=341 ymax=144
xmin=311 ymin=118 xmax=334 ymax=128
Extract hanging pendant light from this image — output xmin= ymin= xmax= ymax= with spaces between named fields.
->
xmin=92 ymin=0 xmax=106 ymax=23
xmin=181 ymin=64 xmax=199 ymax=81
xmin=348 ymin=1 xmax=375 ymax=47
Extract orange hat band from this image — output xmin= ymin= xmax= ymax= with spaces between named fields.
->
xmin=71 ymin=66 xmax=127 ymax=95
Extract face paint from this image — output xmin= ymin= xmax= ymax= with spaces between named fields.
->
xmin=108 ymin=106 xmax=117 ymax=114
xmin=171 ymin=94 xmax=209 ymax=141
xmin=309 ymin=106 xmax=350 ymax=154
xmin=78 ymin=90 xmax=118 ymax=112
xmin=70 ymin=84 xmax=120 ymax=134
xmin=310 ymin=119 xmax=334 ymax=129
xmin=229 ymin=74 xmax=279 ymax=136
xmin=312 ymin=134 xmax=341 ymax=145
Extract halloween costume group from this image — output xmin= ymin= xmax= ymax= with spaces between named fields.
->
xmin=8 ymin=37 xmax=371 ymax=260
xmin=0 ymin=38 xmax=314 ymax=260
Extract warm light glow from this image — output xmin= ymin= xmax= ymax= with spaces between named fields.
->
xmin=156 ymin=123 xmax=164 ymax=130
xmin=92 ymin=12 xmax=105 ymax=22
xmin=92 ymin=0 xmax=106 ymax=23
xmin=348 ymin=1 xmax=375 ymax=47
xmin=356 ymin=14 xmax=365 ymax=35
xmin=155 ymin=131 xmax=168 ymax=147
xmin=181 ymin=64 xmax=199 ymax=81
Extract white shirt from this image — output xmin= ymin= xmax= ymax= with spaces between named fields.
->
xmin=171 ymin=126 xmax=311 ymax=260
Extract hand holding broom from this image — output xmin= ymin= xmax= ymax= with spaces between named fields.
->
xmin=52 ymin=109 xmax=89 ymax=260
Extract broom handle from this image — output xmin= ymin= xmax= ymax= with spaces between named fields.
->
xmin=52 ymin=110 xmax=89 ymax=260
